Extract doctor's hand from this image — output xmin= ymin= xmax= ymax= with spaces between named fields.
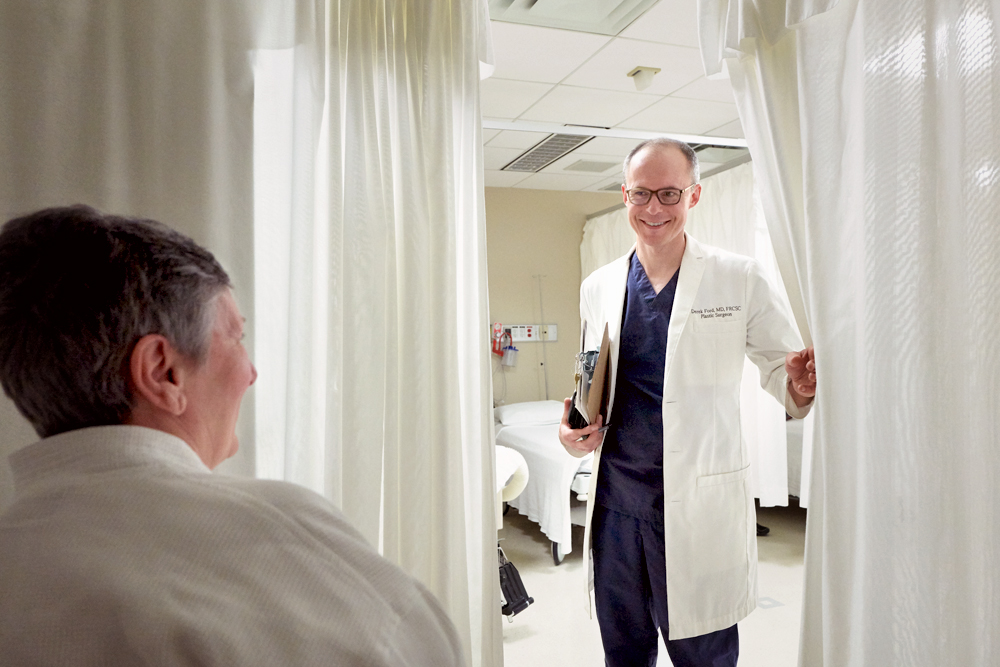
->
xmin=785 ymin=346 xmax=816 ymax=408
xmin=558 ymin=397 xmax=605 ymax=458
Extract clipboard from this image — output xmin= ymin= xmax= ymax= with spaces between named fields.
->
xmin=568 ymin=323 xmax=611 ymax=429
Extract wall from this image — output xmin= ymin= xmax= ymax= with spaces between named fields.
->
xmin=485 ymin=187 xmax=623 ymax=406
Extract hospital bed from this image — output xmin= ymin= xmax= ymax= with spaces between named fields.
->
xmin=494 ymin=400 xmax=593 ymax=565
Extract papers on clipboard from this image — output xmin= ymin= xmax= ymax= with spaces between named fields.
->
xmin=568 ymin=323 xmax=611 ymax=429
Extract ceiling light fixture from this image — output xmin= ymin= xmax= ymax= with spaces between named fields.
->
xmin=627 ymin=66 xmax=661 ymax=92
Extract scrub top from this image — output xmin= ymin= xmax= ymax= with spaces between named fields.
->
xmin=594 ymin=253 xmax=679 ymax=526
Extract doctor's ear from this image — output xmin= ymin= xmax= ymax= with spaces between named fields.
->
xmin=688 ymin=184 xmax=702 ymax=208
xmin=129 ymin=334 xmax=188 ymax=416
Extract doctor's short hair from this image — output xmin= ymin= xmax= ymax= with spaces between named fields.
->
xmin=0 ymin=205 xmax=231 ymax=438
xmin=622 ymin=137 xmax=700 ymax=186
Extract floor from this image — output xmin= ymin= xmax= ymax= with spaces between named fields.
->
xmin=498 ymin=499 xmax=807 ymax=667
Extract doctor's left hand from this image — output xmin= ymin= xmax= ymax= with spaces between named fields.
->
xmin=785 ymin=346 xmax=816 ymax=407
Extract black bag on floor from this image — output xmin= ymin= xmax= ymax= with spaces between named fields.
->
xmin=498 ymin=546 xmax=533 ymax=618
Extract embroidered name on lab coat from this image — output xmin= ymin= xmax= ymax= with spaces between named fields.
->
xmin=691 ymin=306 xmax=742 ymax=320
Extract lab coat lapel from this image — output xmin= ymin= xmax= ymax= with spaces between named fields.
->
xmin=601 ymin=247 xmax=632 ymax=416
xmin=605 ymin=248 xmax=632 ymax=345
xmin=665 ymin=235 xmax=705 ymax=381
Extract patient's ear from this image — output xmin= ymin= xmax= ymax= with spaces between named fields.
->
xmin=130 ymin=334 xmax=187 ymax=416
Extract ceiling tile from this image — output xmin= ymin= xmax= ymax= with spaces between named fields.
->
xmin=542 ymin=151 xmax=624 ymax=176
xmin=618 ymin=0 xmax=700 ymax=48
xmin=618 ymin=97 xmax=739 ymax=135
xmin=513 ymin=172 xmax=608 ymax=190
xmin=486 ymin=130 xmax=552 ymax=150
xmin=583 ymin=179 xmax=627 ymax=193
xmin=573 ymin=136 xmax=644 ymax=158
xmin=484 ymin=146 xmax=527 ymax=170
xmin=480 ymin=78 xmax=554 ymax=120
xmin=485 ymin=170 xmax=532 ymax=188
xmin=489 ymin=20 xmax=612 ymax=84
xmin=706 ymin=118 xmax=745 ymax=138
xmin=562 ymin=38 xmax=703 ymax=96
xmin=520 ymin=85 xmax=659 ymax=127
xmin=670 ymin=75 xmax=736 ymax=104
xmin=482 ymin=128 xmax=501 ymax=143
xmin=697 ymin=146 xmax=748 ymax=163
xmin=698 ymin=161 xmax=724 ymax=174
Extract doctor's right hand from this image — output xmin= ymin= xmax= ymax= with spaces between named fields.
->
xmin=558 ymin=397 xmax=605 ymax=457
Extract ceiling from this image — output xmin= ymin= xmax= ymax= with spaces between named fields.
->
xmin=481 ymin=0 xmax=748 ymax=192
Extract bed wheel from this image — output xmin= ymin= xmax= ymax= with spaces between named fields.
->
xmin=551 ymin=541 xmax=565 ymax=566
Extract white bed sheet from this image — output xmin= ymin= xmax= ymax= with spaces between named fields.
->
xmin=495 ymin=422 xmax=592 ymax=554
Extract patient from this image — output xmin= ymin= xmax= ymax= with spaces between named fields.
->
xmin=0 ymin=206 xmax=465 ymax=666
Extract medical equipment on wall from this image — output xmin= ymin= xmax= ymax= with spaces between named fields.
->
xmin=491 ymin=322 xmax=517 ymax=366
xmin=492 ymin=322 xmax=506 ymax=356
xmin=492 ymin=323 xmax=513 ymax=406
xmin=502 ymin=342 xmax=518 ymax=366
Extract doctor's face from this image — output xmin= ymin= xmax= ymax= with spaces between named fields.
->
xmin=622 ymin=145 xmax=701 ymax=255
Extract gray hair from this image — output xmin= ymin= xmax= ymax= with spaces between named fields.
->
xmin=622 ymin=137 xmax=700 ymax=186
xmin=0 ymin=205 xmax=231 ymax=438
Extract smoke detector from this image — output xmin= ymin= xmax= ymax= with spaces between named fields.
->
xmin=627 ymin=66 xmax=661 ymax=92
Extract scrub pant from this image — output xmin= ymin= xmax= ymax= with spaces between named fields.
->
xmin=592 ymin=505 xmax=739 ymax=667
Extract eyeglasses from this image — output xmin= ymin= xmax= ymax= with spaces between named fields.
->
xmin=625 ymin=183 xmax=698 ymax=206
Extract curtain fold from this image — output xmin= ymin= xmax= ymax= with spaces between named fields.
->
xmin=701 ymin=0 xmax=1000 ymax=664
xmin=253 ymin=2 xmax=501 ymax=665
xmin=0 ymin=0 xmax=263 ymax=485
xmin=2 ymin=1 xmax=500 ymax=664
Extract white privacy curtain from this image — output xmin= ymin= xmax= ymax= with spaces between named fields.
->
xmin=252 ymin=2 xmax=500 ymax=665
xmin=580 ymin=205 xmax=637 ymax=281
xmin=701 ymin=0 xmax=1000 ymax=664
xmin=0 ymin=2 xmax=501 ymax=665
xmin=0 ymin=0 xmax=262 ymax=501
xmin=580 ymin=163 xmax=805 ymax=507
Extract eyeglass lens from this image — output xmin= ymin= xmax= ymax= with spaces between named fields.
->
xmin=628 ymin=188 xmax=682 ymax=205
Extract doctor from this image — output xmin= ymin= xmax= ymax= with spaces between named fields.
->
xmin=558 ymin=138 xmax=816 ymax=667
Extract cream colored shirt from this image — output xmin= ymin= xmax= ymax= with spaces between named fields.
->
xmin=0 ymin=425 xmax=465 ymax=666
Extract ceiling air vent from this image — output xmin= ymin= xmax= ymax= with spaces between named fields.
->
xmin=565 ymin=159 xmax=618 ymax=173
xmin=598 ymin=181 xmax=624 ymax=192
xmin=502 ymin=134 xmax=594 ymax=173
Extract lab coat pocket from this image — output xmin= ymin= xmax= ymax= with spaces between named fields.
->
xmin=686 ymin=464 xmax=752 ymax=613
xmin=696 ymin=464 xmax=751 ymax=488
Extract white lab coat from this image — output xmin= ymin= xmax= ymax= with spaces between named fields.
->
xmin=580 ymin=235 xmax=810 ymax=640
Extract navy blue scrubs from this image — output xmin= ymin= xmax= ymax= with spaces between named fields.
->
xmin=592 ymin=254 xmax=738 ymax=667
